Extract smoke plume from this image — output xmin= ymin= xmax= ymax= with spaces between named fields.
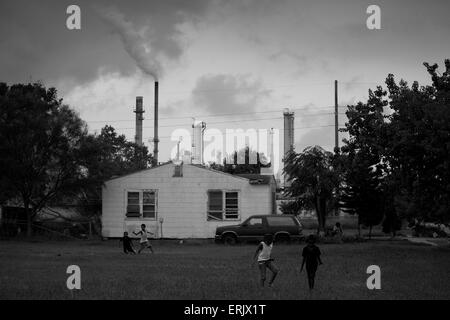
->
xmin=97 ymin=6 xmax=161 ymax=80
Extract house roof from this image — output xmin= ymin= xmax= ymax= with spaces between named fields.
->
xmin=106 ymin=162 xmax=172 ymax=182
xmin=234 ymin=174 xmax=275 ymax=185
xmin=105 ymin=162 xmax=275 ymax=185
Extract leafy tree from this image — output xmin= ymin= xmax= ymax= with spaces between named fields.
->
xmin=279 ymin=200 xmax=302 ymax=215
xmin=210 ymin=146 xmax=269 ymax=174
xmin=283 ymin=146 xmax=339 ymax=233
xmin=339 ymin=154 xmax=385 ymax=238
xmin=383 ymin=60 xmax=450 ymax=222
xmin=339 ymin=87 xmax=389 ymax=237
xmin=340 ymin=59 xmax=450 ymax=234
xmin=0 ymin=82 xmax=96 ymax=236
xmin=74 ymin=125 xmax=153 ymax=224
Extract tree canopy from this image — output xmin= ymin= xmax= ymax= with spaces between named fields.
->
xmin=0 ymin=83 xmax=94 ymax=235
xmin=283 ymin=146 xmax=340 ymax=232
xmin=0 ymin=83 xmax=153 ymax=236
xmin=340 ymin=59 xmax=450 ymax=230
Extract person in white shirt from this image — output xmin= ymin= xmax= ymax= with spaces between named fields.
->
xmin=252 ymin=234 xmax=279 ymax=287
xmin=133 ymin=224 xmax=154 ymax=254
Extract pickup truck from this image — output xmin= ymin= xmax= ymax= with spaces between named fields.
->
xmin=215 ymin=214 xmax=303 ymax=245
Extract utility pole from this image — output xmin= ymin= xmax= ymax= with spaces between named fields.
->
xmin=153 ymin=81 xmax=159 ymax=167
xmin=334 ymin=80 xmax=340 ymax=217
xmin=334 ymin=80 xmax=339 ymax=152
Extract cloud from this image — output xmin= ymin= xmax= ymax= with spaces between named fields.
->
xmin=0 ymin=0 xmax=211 ymax=85
xmin=295 ymin=125 xmax=349 ymax=153
xmin=192 ymin=74 xmax=271 ymax=115
xmin=269 ymin=51 xmax=310 ymax=75
xmin=295 ymin=126 xmax=334 ymax=152
xmin=96 ymin=6 xmax=162 ymax=80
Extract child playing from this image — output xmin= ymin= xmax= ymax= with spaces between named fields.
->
xmin=332 ymin=222 xmax=343 ymax=236
xmin=300 ymin=235 xmax=323 ymax=290
xmin=253 ymin=234 xmax=279 ymax=287
xmin=120 ymin=232 xmax=136 ymax=254
xmin=133 ymin=224 xmax=154 ymax=254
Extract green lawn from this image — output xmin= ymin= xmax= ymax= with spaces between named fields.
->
xmin=0 ymin=239 xmax=449 ymax=300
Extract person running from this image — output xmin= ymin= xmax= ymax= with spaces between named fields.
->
xmin=120 ymin=231 xmax=136 ymax=254
xmin=133 ymin=224 xmax=154 ymax=254
xmin=253 ymin=234 xmax=279 ymax=287
xmin=300 ymin=235 xmax=323 ymax=290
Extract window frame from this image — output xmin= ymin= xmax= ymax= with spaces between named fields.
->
xmin=125 ymin=189 xmax=158 ymax=220
xmin=207 ymin=189 xmax=241 ymax=221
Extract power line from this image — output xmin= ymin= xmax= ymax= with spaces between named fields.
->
xmin=90 ymin=112 xmax=347 ymax=131
xmin=86 ymin=106 xmax=347 ymax=124
xmin=81 ymin=81 xmax=380 ymax=97
xmin=140 ymin=124 xmax=347 ymax=141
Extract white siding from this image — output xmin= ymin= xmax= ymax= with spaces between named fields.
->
xmin=102 ymin=164 xmax=273 ymax=238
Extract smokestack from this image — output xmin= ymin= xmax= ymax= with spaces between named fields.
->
xmin=260 ymin=128 xmax=275 ymax=176
xmin=283 ymin=108 xmax=294 ymax=156
xmin=134 ymin=97 xmax=144 ymax=146
xmin=153 ymin=81 xmax=159 ymax=166
xmin=191 ymin=120 xmax=206 ymax=165
xmin=283 ymin=108 xmax=294 ymax=186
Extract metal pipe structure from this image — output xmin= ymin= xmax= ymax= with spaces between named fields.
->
xmin=134 ymin=96 xmax=144 ymax=146
xmin=153 ymin=81 xmax=159 ymax=166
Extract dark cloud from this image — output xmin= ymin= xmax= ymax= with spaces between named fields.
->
xmin=0 ymin=0 xmax=210 ymax=85
xmin=192 ymin=74 xmax=271 ymax=115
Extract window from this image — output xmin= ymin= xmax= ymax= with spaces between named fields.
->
xmin=126 ymin=192 xmax=140 ymax=218
xmin=247 ymin=217 xmax=263 ymax=226
xmin=207 ymin=191 xmax=223 ymax=221
xmin=266 ymin=216 xmax=296 ymax=227
xmin=225 ymin=192 xmax=239 ymax=219
xmin=143 ymin=191 xmax=157 ymax=219
xmin=126 ymin=190 xmax=157 ymax=219
xmin=207 ymin=190 xmax=239 ymax=221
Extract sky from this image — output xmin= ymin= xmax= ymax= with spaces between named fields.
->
xmin=1 ymin=0 xmax=449 ymax=176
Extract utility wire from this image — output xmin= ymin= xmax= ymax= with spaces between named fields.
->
xmin=85 ymin=106 xmax=348 ymax=123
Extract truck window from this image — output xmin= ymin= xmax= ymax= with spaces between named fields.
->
xmin=266 ymin=216 xmax=296 ymax=226
xmin=248 ymin=217 xmax=263 ymax=226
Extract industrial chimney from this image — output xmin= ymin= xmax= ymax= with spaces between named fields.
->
xmin=134 ymin=97 xmax=144 ymax=146
xmin=153 ymin=81 xmax=159 ymax=167
xmin=191 ymin=120 xmax=206 ymax=165
xmin=283 ymin=108 xmax=294 ymax=186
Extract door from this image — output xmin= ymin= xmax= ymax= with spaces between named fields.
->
xmin=239 ymin=216 xmax=265 ymax=242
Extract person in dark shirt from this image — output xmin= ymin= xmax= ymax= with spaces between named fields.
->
xmin=300 ymin=235 xmax=323 ymax=290
xmin=120 ymin=232 xmax=136 ymax=254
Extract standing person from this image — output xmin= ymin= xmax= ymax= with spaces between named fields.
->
xmin=332 ymin=222 xmax=343 ymax=236
xmin=133 ymin=224 xmax=154 ymax=254
xmin=120 ymin=232 xmax=136 ymax=254
xmin=253 ymin=234 xmax=279 ymax=287
xmin=300 ymin=235 xmax=323 ymax=290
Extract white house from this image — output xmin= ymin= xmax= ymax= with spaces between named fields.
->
xmin=101 ymin=162 xmax=277 ymax=239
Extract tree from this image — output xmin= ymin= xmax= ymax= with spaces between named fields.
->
xmin=340 ymin=59 xmax=450 ymax=233
xmin=74 ymin=125 xmax=153 ymax=225
xmin=383 ymin=60 xmax=450 ymax=222
xmin=209 ymin=146 xmax=269 ymax=174
xmin=0 ymin=82 xmax=97 ymax=236
xmin=339 ymin=154 xmax=385 ymax=238
xmin=339 ymin=87 xmax=389 ymax=237
xmin=283 ymin=146 xmax=339 ymax=233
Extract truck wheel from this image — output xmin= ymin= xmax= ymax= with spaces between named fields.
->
xmin=223 ymin=234 xmax=237 ymax=245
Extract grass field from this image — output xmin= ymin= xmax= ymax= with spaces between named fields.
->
xmin=0 ymin=239 xmax=449 ymax=300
